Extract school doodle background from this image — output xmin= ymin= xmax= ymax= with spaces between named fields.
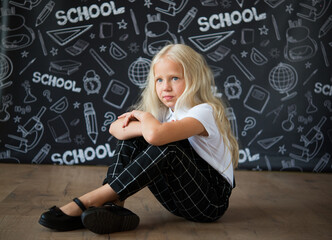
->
xmin=0 ymin=0 xmax=331 ymax=172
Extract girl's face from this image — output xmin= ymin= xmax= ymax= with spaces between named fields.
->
xmin=154 ymin=57 xmax=186 ymax=110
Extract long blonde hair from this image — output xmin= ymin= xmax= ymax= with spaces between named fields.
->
xmin=133 ymin=44 xmax=239 ymax=168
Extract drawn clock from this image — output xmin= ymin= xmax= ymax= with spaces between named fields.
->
xmin=83 ymin=70 xmax=101 ymax=95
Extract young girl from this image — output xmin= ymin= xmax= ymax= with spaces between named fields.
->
xmin=39 ymin=44 xmax=239 ymax=234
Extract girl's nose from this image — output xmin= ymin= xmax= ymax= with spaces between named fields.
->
xmin=162 ymin=80 xmax=171 ymax=90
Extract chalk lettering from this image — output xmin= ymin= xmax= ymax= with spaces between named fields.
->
xmin=56 ymin=1 xmax=125 ymax=26
xmin=314 ymin=82 xmax=332 ymax=96
xmin=198 ymin=7 xmax=266 ymax=32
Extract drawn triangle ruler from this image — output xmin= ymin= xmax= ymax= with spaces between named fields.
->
xmin=257 ymin=135 xmax=284 ymax=149
xmin=46 ymin=25 xmax=93 ymax=46
xmin=188 ymin=31 xmax=234 ymax=52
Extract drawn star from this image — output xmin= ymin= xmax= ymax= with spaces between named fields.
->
xmin=73 ymin=101 xmax=80 ymax=109
xmin=258 ymin=25 xmax=269 ymax=35
xmin=305 ymin=61 xmax=312 ymax=69
xmin=50 ymin=47 xmax=58 ymax=56
xmin=231 ymin=39 xmax=237 ymax=45
xmin=144 ymin=0 xmax=153 ymax=8
xmin=297 ymin=125 xmax=304 ymax=133
xmin=21 ymin=51 xmax=29 ymax=58
xmin=14 ymin=116 xmax=21 ymax=123
xmin=90 ymin=33 xmax=96 ymax=39
xmin=285 ymin=4 xmax=294 ymax=14
xmin=117 ymin=19 xmax=127 ymax=29
xmin=278 ymin=145 xmax=287 ymax=155
xmin=99 ymin=45 xmax=107 ymax=52
xmin=240 ymin=51 xmax=248 ymax=58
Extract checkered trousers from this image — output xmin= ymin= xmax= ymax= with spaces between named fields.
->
xmin=103 ymin=137 xmax=233 ymax=222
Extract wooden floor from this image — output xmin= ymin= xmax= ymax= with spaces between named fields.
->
xmin=0 ymin=164 xmax=331 ymax=240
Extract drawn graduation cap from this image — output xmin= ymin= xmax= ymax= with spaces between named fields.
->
xmin=46 ymin=25 xmax=92 ymax=46
xmin=188 ymin=31 xmax=234 ymax=52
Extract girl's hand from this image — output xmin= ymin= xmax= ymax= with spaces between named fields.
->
xmin=118 ymin=110 xmax=145 ymax=128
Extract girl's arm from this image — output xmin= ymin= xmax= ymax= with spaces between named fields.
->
xmin=109 ymin=117 xmax=142 ymax=140
xmin=119 ymin=110 xmax=207 ymax=146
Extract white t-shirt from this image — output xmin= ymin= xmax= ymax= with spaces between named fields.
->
xmin=162 ymin=103 xmax=234 ymax=187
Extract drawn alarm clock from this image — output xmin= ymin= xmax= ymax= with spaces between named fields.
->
xmin=83 ymin=70 xmax=101 ymax=95
xmin=224 ymin=75 xmax=242 ymax=100
xmin=0 ymin=8 xmax=35 ymax=50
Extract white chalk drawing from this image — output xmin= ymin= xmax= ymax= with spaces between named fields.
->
xmin=243 ymin=85 xmax=270 ymax=114
xmin=248 ymin=129 xmax=263 ymax=146
xmin=207 ymin=45 xmax=230 ymax=62
xmin=19 ymin=58 xmax=36 ymax=75
xmin=156 ymin=0 xmax=188 ymax=16
xmin=65 ymin=39 xmax=89 ymax=56
xmin=32 ymin=143 xmax=51 ymax=164
xmin=102 ymin=112 xmax=116 ymax=132
xmin=99 ymin=22 xmax=113 ymax=38
xmin=84 ymin=102 xmax=98 ymax=144
xmin=49 ymin=60 xmax=81 ymax=75
xmin=47 ymin=115 xmax=71 ymax=143
xmin=324 ymin=100 xmax=332 ymax=112
xmin=0 ymin=94 xmax=12 ymax=122
xmin=320 ymin=41 xmax=330 ymax=67
xmin=241 ymin=28 xmax=254 ymax=44
xmin=224 ymin=75 xmax=242 ymax=100
xmin=280 ymin=159 xmax=302 ymax=172
xmin=318 ymin=14 xmax=332 ymax=38
xmin=271 ymin=14 xmax=280 ymax=40
xmin=6 ymin=107 xmax=46 ymax=153
xmin=199 ymin=0 xmax=218 ymax=7
xmin=9 ymin=0 xmax=41 ymax=10
xmin=0 ymin=8 xmax=35 ymax=50
xmin=231 ymin=54 xmax=255 ymax=81
xmin=289 ymin=116 xmax=327 ymax=162
xmin=305 ymin=91 xmax=318 ymax=114
xmin=103 ymin=80 xmax=130 ymax=109
xmin=0 ymin=53 xmax=13 ymax=89
xmin=281 ymin=104 xmax=296 ymax=132
xmin=258 ymin=135 xmax=283 ymax=149
xmin=130 ymin=9 xmax=140 ymax=35
xmin=264 ymin=0 xmax=284 ymax=8
xmin=89 ymin=48 xmax=115 ymax=76
xmin=109 ymin=42 xmax=127 ymax=60
xmin=177 ymin=7 xmax=198 ymax=33
xmin=128 ymin=57 xmax=151 ymax=88
xmin=242 ymin=116 xmax=256 ymax=137
xmin=38 ymin=30 xmax=48 ymax=56
xmin=22 ymin=81 xmax=37 ymax=104
xmin=313 ymin=153 xmax=330 ymax=172
xmin=35 ymin=1 xmax=55 ymax=27
xmin=50 ymin=96 xmax=68 ymax=114
xmin=189 ymin=31 xmax=234 ymax=52
xmin=250 ymin=47 xmax=268 ymax=65
xmin=226 ymin=107 xmax=238 ymax=140
xmin=83 ymin=70 xmax=101 ymax=95
xmin=297 ymin=0 xmax=331 ymax=22
xmin=46 ymin=25 xmax=93 ymax=46
xmin=42 ymin=90 xmax=52 ymax=102
xmin=269 ymin=62 xmax=298 ymax=101
xmin=284 ymin=19 xmax=317 ymax=62
xmin=265 ymin=104 xmax=284 ymax=124
xmin=143 ymin=14 xmax=177 ymax=56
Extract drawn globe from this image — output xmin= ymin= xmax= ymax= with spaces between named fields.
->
xmin=268 ymin=63 xmax=297 ymax=93
xmin=128 ymin=57 xmax=151 ymax=88
xmin=0 ymin=53 xmax=13 ymax=81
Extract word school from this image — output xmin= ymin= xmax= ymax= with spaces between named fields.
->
xmin=55 ymin=1 xmax=125 ymax=26
xmin=198 ymin=7 xmax=266 ymax=32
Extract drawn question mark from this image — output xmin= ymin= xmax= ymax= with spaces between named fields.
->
xmin=242 ymin=116 xmax=256 ymax=136
xmin=101 ymin=112 xmax=116 ymax=132
xmin=43 ymin=90 xmax=52 ymax=102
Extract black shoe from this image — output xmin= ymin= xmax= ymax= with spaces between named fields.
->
xmin=38 ymin=198 xmax=87 ymax=231
xmin=81 ymin=203 xmax=140 ymax=234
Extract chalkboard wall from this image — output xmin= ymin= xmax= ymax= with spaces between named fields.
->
xmin=0 ymin=0 xmax=331 ymax=172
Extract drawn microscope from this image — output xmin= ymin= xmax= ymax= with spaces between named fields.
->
xmin=6 ymin=106 xmax=46 ymax=153
xmin=289 ymin=116 xmax=327 ymax=162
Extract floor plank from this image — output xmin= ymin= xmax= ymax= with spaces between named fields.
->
xmin=0 ymin=164 xmax=331 ymax=240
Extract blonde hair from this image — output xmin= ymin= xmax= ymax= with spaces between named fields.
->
xmin=133 ymin=44 xmax=239 ymax=168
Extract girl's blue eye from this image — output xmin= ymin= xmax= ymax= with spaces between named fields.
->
xmin=157 ymin=78 xmax=163 ymax=82
xmin=172 ymin=77 xmax=179 ymax=81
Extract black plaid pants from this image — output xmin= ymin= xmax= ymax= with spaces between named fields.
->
xmin=103 ymin=137 xmax=233 ymax=222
